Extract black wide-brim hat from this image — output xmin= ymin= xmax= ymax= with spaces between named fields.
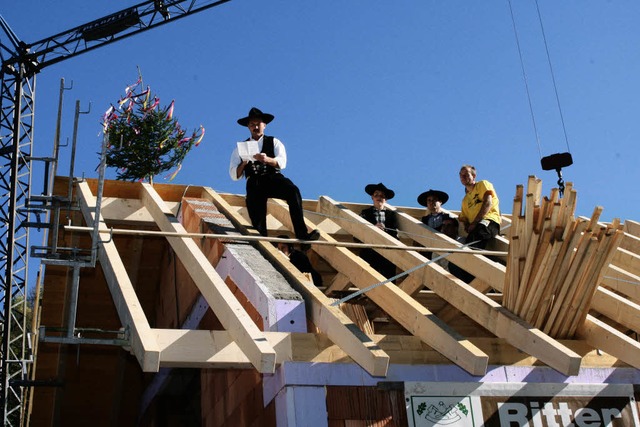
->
xmin=365 ymin=183 xmax=395 ymax=200
xmin=417 ymin=189 xmax=449 ymax=207
xmin=237 ymin=107 xmax=275 ymax=126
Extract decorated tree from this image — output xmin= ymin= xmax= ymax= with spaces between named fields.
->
xmin=102 ymin=74 xmax=204 ymax=183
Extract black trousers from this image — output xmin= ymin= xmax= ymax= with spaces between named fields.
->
xmin=360 ymin=248 xmax=396 ymax=281
xmin=466 ymin=220 xmax=500 ymax=250
xmin=245 ymin=173 xmax=308 ymax=239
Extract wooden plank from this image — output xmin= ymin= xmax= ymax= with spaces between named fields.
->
xmin=526 ymin=175 xmax=542 ymax=206
xmin=512 ymin=230 xmax=542 ymax=315
xmin=533 ymin=218 xmax=582 ymax=325
xmin=436 ymin=278 xmax=493 ymax=322
xmin=76 ymin=182 xmax=161 ymax=372
xmin=319 ymin=196 xmax=581 ymax=376
xmin=82 ymin=177 xmax=202 ymax=201
xmin=266 ymin=197 xmax=488 ymax=375
xmin=601 ymin=265 xmax=640 ymax=304
xmin=566 ymin=228 xmax=625 ymax=338
xmin=611 ymin=247 xmax=640 ymax=278
xmin=542 ymin=223 xmax=592 ymax=335
xmin=548 ymin=234 xmax=598 ymax=338
xmin=325 ymin=272 xmax=351 ymax=295
xmin=590 ymin=286 xmax=640 ymax=334
xmin=587 ymin=206 xmax=604 ymax=232
xmin=154 ymin=329 xmax=291 ymax=368
xmin=529 ymin=239 xmax=565 ymax=328
xmin=203 ymin=188 xmax=390 ymax=377
xmin=524 ymin=193 xmax=535 ymax=243
xmin=503 ymin=191 xmax=523 ymax=308
xmin=394 ymin=211 xmax=506 ymax=294
xmin=624 ymin=219 xmax=640 ymax=238
xmin=154 ymin=329 xmax=625 ymax=370
xmin=139 ymin=183 xmax=277 ymax=374
xmin=521 ymin=232 xmax=561 ymax=325
xmin=576 ymin=315 xmax=640 ymax=369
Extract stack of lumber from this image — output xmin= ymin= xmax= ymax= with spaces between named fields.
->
xmin=334 ymin=300 xmax=375 ymax=335
xmin=503 ymin=176 xmax=624 ymax=339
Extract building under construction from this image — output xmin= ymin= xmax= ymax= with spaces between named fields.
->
xmin=26 ymin=175 xmax=640 ymax=426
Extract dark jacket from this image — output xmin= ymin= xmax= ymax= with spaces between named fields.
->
xmin=360 ymin=206 xmax=399 ymax=239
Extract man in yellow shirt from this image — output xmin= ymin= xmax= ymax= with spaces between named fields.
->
xmin=458 ymin=164 xmax=501 ymax=249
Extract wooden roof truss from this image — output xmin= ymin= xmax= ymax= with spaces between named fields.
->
xmin=68 ymin=179 xmax=640 ymax=378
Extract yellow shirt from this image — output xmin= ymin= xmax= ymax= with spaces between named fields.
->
xmin=460 ymin=180 xmax=501 ymax=225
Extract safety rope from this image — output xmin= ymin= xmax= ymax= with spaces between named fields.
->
xmin=331 ymin=239 xmax=481 ymax=306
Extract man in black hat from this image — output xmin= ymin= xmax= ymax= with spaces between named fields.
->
xmin=417 ymin=189 xmax=450 ymax=232
xmin=229 ymin=107 xmax=319 ymax=240
xmin=359 ymin=183 xmax=398 ymax=279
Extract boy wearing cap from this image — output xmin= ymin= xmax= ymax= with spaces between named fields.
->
xmin=417 ymin=189 xmax=449 ymax=232
xmin=229 ymin=107 xmax=319 ymax=241
xmin=359 ymin=183 xmax=398 ymax=279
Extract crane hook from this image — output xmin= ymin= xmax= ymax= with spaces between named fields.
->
xmin=541 ymin=152 xmax=573 ymax=197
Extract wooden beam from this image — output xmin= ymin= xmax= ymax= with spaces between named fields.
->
xmin=318 ymin=196 xmax=582 ymax=376
xmin=601 ymin=265 xmax=640 ymax=303
xmin=274 ymin=197 xmax=488 ymax=376
xmin=611 ymin=247 xmax=640 ymax=278
xmin=394 ymin=211 xmax=506 ymax=294
xmin=154 ymin=329 xmax=622 ymax=369
xmin=139 ymin=183 xmax=277 ymax=374
xmin=619 ymin=232 xmax=640 ymax=255
xmin=99 ymin=197 xmax=155 ymax=224
xmin=76 ymin=181 xmax=161 ymax=372
xmin=590 ymin=286 xmax=640 ymax=334
xmin=576 ymin=315 xmax=640 ymax=369
xmin=624 ymin=219 xmax=640 ymax=238
xmin=202 ymin=188 xmax=390 ymax=377
xmin=154 ymin=329 xmax=292 ymax=368
xmin=325 ymin=272 xmax=351 ymax=295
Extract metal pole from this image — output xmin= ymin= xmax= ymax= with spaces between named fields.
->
xmin=65 ymin=266 xmax=81 ymax=339
xmin=62 ymin=225 xmax=509 ymax=257
xmin=67 ymin=100 xmax=80 ymax=201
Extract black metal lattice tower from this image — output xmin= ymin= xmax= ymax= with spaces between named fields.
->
xmin=0 ymin=1 xmax=231 ymax=424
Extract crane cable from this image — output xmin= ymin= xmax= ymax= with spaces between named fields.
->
xmin=507 ymin=0 xmax=573 ymax=196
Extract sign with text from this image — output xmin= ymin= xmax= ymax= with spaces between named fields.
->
xmin=406 ymin=382 xmax=639 ymax=427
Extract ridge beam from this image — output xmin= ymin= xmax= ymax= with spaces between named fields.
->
xmin=140 ymin=183 xmax=277 ymax=374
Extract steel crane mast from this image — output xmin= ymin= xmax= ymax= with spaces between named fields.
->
xmin=0 ymin=1 xmax=231 ymax=424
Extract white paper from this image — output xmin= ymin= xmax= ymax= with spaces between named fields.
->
xmin=237 ymin=141 xmax=259 ymax=162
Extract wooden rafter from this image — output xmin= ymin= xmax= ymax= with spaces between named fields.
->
xmin=624 ymin=219 xmax=640 ymax=238
xmin=611 ymin=247 xmax=640 ymax=278
xmin=576 ymin=315 xmax=640 ymax=367
xmin=76 ymin=181 xmax=161 ymax=372
xmin=270 ymin=197 xmax=490 ymax=376
xmin=394 ymin=211 xmax=506 ymax=296
xmin=317 ymin=196 xmax=582 ymax=376
xmin=201 ymin=187 xmax=390 ymax=377
xmin=139 ymin=183 xmax=277 ymax=374
xmin=590 ymin=286 xmax=640 ymax=334
xmin=602 ymin=266 xmax=640 ymax=304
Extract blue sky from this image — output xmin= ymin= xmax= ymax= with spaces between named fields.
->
xmin=2 ymin=1 xmax=639 ymax=223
